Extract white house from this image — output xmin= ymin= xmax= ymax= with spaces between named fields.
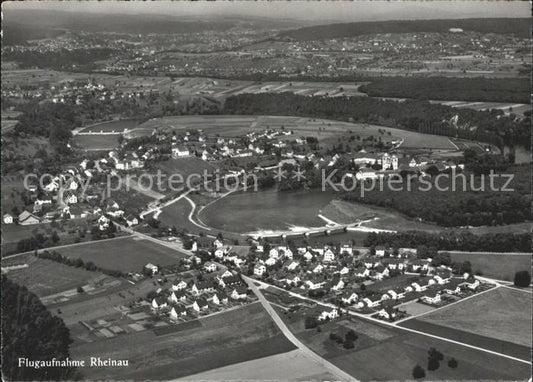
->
xmin=269 ymin=248 xmax=279 ymax=259
xmin=306 ymin=277 xmax=327 ymax=290
xmin=303 ymin=251 xmax=314 ymax=262
xmin=341 ymin=291 xmax=359 ymax=305
xmin=461 ymin=277 xmax=480 ymax=290
xmin=316 ymin=307 xmax=339 ymax=321
xmin=363 ymin=296 xmax=380 ymax=308
xmin=230 ymin=286 xmax=248 ymax=300
xmin=254 ymin=264 xmax=266 ymax=276
xmin=284 ymin=260 xmax=299 ymax=271
xmin=354 ymin=267 xmax=370 ymax=278
xmin=204 ymin=262 xmax=217 ymax=272
xmin=168 ymin=291 xmax=186 ymax=304
xmin=172 ymin=146 xmax=190 ymax=158
xmin=323 ymin=248 xmax=336 ymax=263
xmin=443 ymin=280 xmax=462 ymax=295
xmin=330 ymin=278 xmax=344 ymax=291
xmin=421 ymin=291 xmax=442 ymax=305
xmin=169 ymin=305 xmax=187 ymax=320
xmin=312 ymin=264 xmax=324 ymax=274
xmin=151 ymin=297 xmax=168 ymax=311
xmin=144 ymin=263 xmax=158 ymax=275
xmin=340 ymin=245 xmax=353 ymax=256
xmin=3 ymin=214 xmax=13 ymax=224
xmin=377 ymin=306 xmax=397 ymax=320
xmin=265 ymin=257 xmax=277 ymax=267
xmin=212 ymin=291 xmax=228 ymax=305
xmin=387 ymin=287 xmax=406 ymax=300
xmin=192 ymin=298 xmax=209 ymax=312
xmin=171 ymin=280 xmax=188 ymax=291
xmin=285 ymin=275 xmax=301 ymax=286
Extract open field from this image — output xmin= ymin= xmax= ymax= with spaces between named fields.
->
xmin=2 ymin=254 xmax=117 ymax=298
xmin=398 ymin=301 xmax=437 ymax=316
xmin=72 ymin=133 xmax=121 ymax=150
xmin=276 ymin=308 xmax=530 ymax=380
xmin=70 ymin=302 xmax=296 ymax=380
xmin=321 ymin=199 xmax=443 ymax=232
xmin=414 ymin=287 xmax=532 ymax=348
xmin=445 ymin=251 xmax=531 ymax=281
xmin=331 ymin=324 xmax=530 ymax=380
xmin=127 ymin=115 xmax=470 ymax=151
xmin=178 ymin=349 xmax=334 ymax=382
xmin=57 ymin=236 xmax=187 ymax=273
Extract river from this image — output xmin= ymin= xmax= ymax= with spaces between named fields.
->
xmin=198 ymin=188 xmax=336 ymax=234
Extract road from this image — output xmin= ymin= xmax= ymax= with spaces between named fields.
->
xmin=243 ymin=275 xmax=358 ymax=382
xmin=139 ymin=186 xmax=199 ymax=218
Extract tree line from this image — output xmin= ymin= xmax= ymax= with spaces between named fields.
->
xmin=364 ymin=231 xmax=531 ymax=253
xmin=359 ymin=77 xmax=530 ymax=104
xmin=223 ymin=93 xmax=529 ymax=148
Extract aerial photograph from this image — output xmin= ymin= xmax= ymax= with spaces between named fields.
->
xmin=1 ymin=1 xmax=531 ymax=381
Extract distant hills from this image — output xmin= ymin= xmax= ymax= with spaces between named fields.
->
xmin=278 ymin=18 xmax=532 ymax=40
xmin=2 ymin=9 xmax=309 ymax=45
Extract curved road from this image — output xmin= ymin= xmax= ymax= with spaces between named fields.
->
xmin=243 ymin=275 xmax=358 ymax=382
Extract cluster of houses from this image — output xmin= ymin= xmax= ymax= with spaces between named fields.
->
xmin=4 ymin=156 xmax=140 ymax=230
xmin=167 ymin=128 xmax=294 ymax=162
xmin=363 ymin=273 xmax=480 ymax=321
xmin=148 ymin=268 xmax=251 ymax=321
xmin=249 ymin=244 xmax=482 ymax=322
xmin=352 ymin=152 xmax=465 ymax=181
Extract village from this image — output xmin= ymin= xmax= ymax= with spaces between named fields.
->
xmin=132 ymin=232 xmax=491 ymax=327
xmin=247 ymin=242 xmax=489 ymax=323
xmin=3 ymin=118 xmax=471 ymax=232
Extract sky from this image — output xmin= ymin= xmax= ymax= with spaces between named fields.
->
xmin=3 ymin=1 xmax=530 ymax=22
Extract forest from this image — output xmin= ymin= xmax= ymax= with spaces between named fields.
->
xmin=2 ymin=48 xmax=116 ymax=71
xmin=1 ymin=276 xmax=77 ymax=381
xmin=344 ymin=165 xmax=531 ymax=227
xmin=359 ymin=77 xmax=530 ymax=104
xmin=223 ymin=93 xmax=530 ymax=148
xmin=364 ymin=231 xmax=531 ymax=253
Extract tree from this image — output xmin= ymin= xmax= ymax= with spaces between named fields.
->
xmin=304 ymin=316 xmax=318 ymax=329
xmin=427 ymin=357 xmax=440 ymax=371
xmin=343 ymin=339 xmax=355 ymax=349
xmin=345 ymin=329 xmax=358 ymax=341
xmin=412 ymin=365 xmax=425 ymax=379
xmin=2 ymin=276 xmax=76 ymax=380
xmin=514 ymin=271 xmax=531 ymax=287
xmin=448 ymin=358 xmax=458 ymax=369
xmin=428 ymin=347 xmax=444 ymax=361
xmin=77 ymin=286 xmax=84 ymax=293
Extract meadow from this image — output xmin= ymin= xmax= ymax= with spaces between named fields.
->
xmin=57 ymin=236 xmax=187 ymax=272
xmin=276 ymin=307 xmax=530 ymax=380
xmin=70 ymin=302 xmax=296 ymax=380
xmin=414 ymin=287 xmax=532 ymax=348
xmin=3 ymin=255 xmax=113 ymax=297
xmin=72 ymin=134 xmax=120 ymax=150
xmin=445 ymin=251 xmax=531 ymax=281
